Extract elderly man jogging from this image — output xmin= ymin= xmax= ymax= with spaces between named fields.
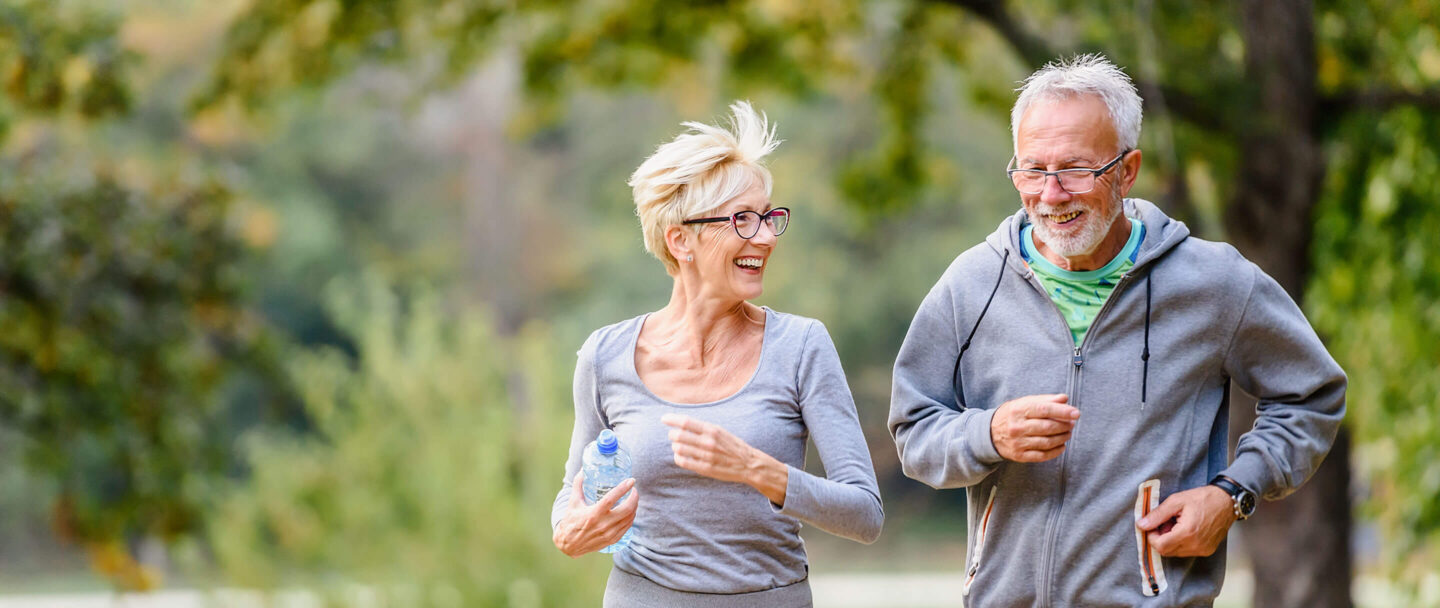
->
xmin=888 ymin=54 xmax=1345 ymax=607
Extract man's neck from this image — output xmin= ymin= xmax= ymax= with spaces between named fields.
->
xmin=1035 ymin=216 xmax=1132 ymax=272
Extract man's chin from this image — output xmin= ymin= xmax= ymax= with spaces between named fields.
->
xmin=1047 ymin=237 xmax=1110 ymax=259
xmin=1035 ymin=228 xmax=1102 ymax=258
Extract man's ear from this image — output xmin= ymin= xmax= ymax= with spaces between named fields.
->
xmin=1118 ymin=149 xmax=1143 ymax=196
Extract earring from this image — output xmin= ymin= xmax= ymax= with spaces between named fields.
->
xmin=686 ymin=255 xmax=693 ymax=262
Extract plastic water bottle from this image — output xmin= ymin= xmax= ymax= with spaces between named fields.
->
xmin=582 ymin=428 xmax=635 ymax=553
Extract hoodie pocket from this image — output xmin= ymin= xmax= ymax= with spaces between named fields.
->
xmin=962 ymin=485 xmax=998 ymax=596
xmin=1134 ymin=479 xmax=1169 ymax=596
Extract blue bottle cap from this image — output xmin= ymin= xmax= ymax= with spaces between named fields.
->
xmin=597 ymin=429 xmax=619 ymax=455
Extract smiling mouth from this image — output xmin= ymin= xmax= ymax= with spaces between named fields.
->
xmin=735 ymin=257 xmax=764 ymax=270
xmin=1046 ymin=210 xmax=1083 ymax=225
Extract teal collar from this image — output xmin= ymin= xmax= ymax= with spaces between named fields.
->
xmin=1021 ymin=218 xmax=1144 ymax=281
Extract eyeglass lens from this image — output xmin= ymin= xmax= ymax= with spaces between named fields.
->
xmin=733 ymin=209 xmax=789 ymax=238
xmin=1011 ymin=171 xmax=1096 ymax=195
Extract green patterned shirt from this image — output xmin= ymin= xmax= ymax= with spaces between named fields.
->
xmin=1021 ymin=218 xmax=1145 ymax=346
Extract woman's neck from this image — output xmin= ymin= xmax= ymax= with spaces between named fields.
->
xmin=647 ymin=281 xmax=764 ymax=366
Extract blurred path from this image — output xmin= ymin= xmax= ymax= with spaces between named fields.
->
xmin=0 ymin=571 xmax=1429 ymax=607
xmin=809 ymin=571 xmax=1249 ymax=607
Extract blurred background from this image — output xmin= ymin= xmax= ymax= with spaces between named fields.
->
xmin=0 ymin=0 xmax=1438 ymax=606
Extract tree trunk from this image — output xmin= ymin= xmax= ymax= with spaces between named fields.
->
xmin=1224 ymin=1 xmax=1352 ymax=606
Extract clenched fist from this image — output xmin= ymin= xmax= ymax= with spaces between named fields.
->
xmin=989 ymin=394 xmax=1079 ymax=462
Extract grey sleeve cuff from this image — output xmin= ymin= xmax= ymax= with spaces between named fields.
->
xmin=772 ymin=464 xmax=884 ymax=544
xmin=966 ymin=407 xmax=1004 ymax=465
xmin=1221 ymin=451 xmax=1278 ymax=499
xmin=773 ymin=464 xmax=810 ymax=515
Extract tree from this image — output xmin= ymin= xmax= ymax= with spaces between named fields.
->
xmin=0 ymin=1 xmax=294 ymax=588
xmin=200 ymin=1 xmax=1440 ymax=604
xmin=208 ymin=276 xmax=609 ymax=606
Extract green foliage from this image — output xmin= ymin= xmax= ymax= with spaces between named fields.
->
xmin=0 ymin=0 xmax=133 ymax=123
xmin=0 ymin=2 xmax=298 ymax=588
xmin=193 ymin=0 xmax=505 ymax=111
xmin=209 ymin=276 xmax=607 ymax=606
xmin=0 ymin=150 xmax=279 ymax=549
xmin=1310 ymin=107 xmax=1440 ymax=582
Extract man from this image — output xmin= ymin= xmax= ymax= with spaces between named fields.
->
xmin=888 ymin=54 xmax=1345 ymax=607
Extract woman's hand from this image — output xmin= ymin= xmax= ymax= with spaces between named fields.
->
xmin=662 ymin=413 xmax=788 ymax=506
xmin=552 ymin=472 xmax=640 ymax=557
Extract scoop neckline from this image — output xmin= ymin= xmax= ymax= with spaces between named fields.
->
xmin=627 ymin=306 xmax=773 ymax=408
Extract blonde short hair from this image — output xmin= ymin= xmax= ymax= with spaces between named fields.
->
xmin=629 ymin=100 xmax=781 ymax=274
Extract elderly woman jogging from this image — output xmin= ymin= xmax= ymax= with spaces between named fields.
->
xmin=550 ymin=101 xmax=883 ymax=607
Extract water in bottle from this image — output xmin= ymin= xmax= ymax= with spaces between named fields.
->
xmin=582 ymin=428 xmax=635 ymax=553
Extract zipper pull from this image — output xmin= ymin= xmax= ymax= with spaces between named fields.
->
xmin=1072 ymin=347 xmax=1083 ymax=367
xmin=968 ymin=562 xmax=980 ymax=577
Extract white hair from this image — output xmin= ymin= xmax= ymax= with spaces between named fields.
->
xmin=629 ymin=100 xmax=781 ymax=274
xmin=1010 ymin=53 xmax=1142 ymax=153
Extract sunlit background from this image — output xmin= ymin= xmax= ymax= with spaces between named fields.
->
xmin=1 ymin=1 xmax=1438 ymax=606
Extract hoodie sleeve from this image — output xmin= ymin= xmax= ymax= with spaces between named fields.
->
xmin=773 ymin=320 xmax=884 ymax=544
xmin=552 ymin=331 xmax=607 ymax=529
xmin=888 ymin=274 xmax=1005 ymax=489
xmin=1221 ymin=263 xmax=1347 ymax=500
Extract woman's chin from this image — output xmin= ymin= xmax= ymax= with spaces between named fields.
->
xmin=736 ymin=283 xmax=765 ymax=301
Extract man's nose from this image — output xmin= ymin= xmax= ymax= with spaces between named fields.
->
xmin=1040 ymin=173 xmax=1072 ymax=204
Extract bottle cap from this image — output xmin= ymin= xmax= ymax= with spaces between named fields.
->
xmin=597 ymin=429 xmax=619 ymax=455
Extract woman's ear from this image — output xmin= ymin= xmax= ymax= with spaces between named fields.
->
xmin=665 ymin=225 xmax=693 ymax=264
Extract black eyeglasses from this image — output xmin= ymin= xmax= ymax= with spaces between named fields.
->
xmin=682 ymin=207 xmax=790 ymax=239
xmin=1006 ymin=150 xmax=1130 ymax=194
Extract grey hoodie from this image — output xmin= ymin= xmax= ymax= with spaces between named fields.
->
xmin=889 ymin=199 xmax=1346 ymax=607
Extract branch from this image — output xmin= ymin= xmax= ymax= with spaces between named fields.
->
xmin=1320 ymin=87 xmax=1440 ymax=117
xmin=929 ymin=0 xmax=1230 ymax=134
xmin=931 ymin=0 xmax=1053 ymax=68
xmin=1144 ymin=83 xmax=1228 ymax=133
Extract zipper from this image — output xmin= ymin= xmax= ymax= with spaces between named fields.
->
xmin=1025 ymin=267 xmax=1082 ymax=608
xmin=962 ymin=485 xmax=998 ymax=596
xmin=1031 ymin=270 xmax=1137 ymax=607
xmin=1037 ymin=348 xmax=1080 ymax=608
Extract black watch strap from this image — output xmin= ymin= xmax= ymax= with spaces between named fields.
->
xmin=1209 ymin=475 xmax=1256 ymax=520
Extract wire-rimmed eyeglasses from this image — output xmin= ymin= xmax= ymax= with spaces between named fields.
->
xmin=1006 ymin=150 xmax=1130 ymax=195
xmin=682 ymin=207 xmax=790 ymax=239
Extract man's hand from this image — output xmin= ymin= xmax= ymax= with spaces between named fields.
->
xmin=989 ymin=394 xmax=1079 ymax=462
xmin=1137 ymin=485 xmax=1237 ymax=557
xmin=552 ymin=472 xmax=639 ymax=557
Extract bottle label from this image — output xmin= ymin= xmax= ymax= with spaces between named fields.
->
xmin=593 ymin=483 xmax=616 ymax=500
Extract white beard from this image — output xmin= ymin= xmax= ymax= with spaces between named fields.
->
xmin=1029 ymin=194 xmax=1124 ymax=257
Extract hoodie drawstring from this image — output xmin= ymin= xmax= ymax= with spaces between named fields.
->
xmin=951 ymin=248 xmax=1155 ymax=412
xmin=1141 ymin=273 xmax=1152 ymax=409
xmin=953 ymin=249 xmax=1009 ymax=409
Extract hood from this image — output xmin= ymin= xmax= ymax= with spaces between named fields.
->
xmin=984 ymin=198 xmax=1191 ymax=276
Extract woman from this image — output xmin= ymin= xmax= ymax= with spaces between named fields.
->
xmin=550 ymin=101 xmax=883 ymax=607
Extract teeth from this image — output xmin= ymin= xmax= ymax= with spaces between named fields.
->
xmin=735 ymin=258 xmax=763 ymax=268
xmin=1049 ymin=210 xmax=1081 ymax=223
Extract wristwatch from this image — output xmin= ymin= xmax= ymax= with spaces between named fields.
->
xmin=1209 ymin=475 xmax=1257 ymax=520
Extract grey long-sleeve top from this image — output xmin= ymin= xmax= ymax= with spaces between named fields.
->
xmin=552 ymin=307 xmax=883 ymax=595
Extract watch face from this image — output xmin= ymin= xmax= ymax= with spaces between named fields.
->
xmin=1239 ymin=492 xmax=1257 ymax=516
